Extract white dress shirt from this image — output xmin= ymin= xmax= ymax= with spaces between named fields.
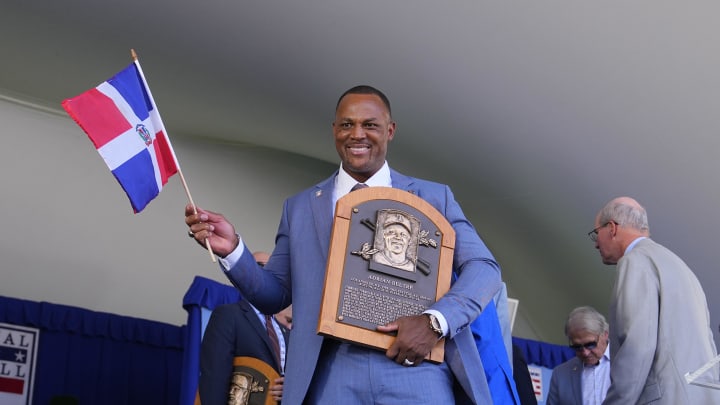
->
xmin=581 ymin=344 xmax=611 ymax=405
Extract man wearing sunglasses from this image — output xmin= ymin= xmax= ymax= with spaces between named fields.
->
xmin=589 ymin=197 xmax=719 ymax=404
xmin=547 ymin=306 xmax=610 ymax=405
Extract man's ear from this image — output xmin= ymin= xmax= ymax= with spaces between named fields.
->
xmin=387 ymin=121 xmax=397 ymax=141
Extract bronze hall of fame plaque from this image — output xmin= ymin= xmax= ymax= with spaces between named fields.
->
xmin=225 ymin=356 xmax=280 ymax=405
xmin=318 ymin=187 xmax=455 ymax=363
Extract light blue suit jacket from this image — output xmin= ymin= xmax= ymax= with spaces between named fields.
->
xmin=546 ymin=357 xmax=583 ymax=405
xmin=224 ymin=169 xmax=502 ymax=405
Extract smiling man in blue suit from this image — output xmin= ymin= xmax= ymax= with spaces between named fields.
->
xmin=186 ymin=85 xmax=503 ymax=404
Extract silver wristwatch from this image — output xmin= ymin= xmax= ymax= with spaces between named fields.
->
xmin=426 ymin=313 xmax=444 ymax=339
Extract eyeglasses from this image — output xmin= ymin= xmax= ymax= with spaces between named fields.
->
xmin=587 ymin=221 xmax=613 ymax=242
xmin=569 ymin=340 xmax=598 ymax=351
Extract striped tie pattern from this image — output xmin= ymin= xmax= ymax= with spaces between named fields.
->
xmin=265 ymin=314 xmax=282 ymax=370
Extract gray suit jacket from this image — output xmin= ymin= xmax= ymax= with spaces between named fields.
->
xmin=547 ymin=357 xmax=583 ymax=405
xmin=224 ymin=169 xmax=502 ymax=405
xmin=604 ymin=238 xmax=720 ymax=404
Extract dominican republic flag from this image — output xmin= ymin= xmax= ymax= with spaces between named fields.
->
xmin=62 ymin=62 xmax=178 ymax=213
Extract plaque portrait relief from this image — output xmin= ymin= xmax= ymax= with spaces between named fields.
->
xmin=318 ymin=187 xmax=455 ymax=363
xmin=227 ymin=357 xmax=280 ymax=405
xmin=371 ymin=209 xmax=419 ymax=273
xmin=228 ymin=371 xmax=260 ymax=405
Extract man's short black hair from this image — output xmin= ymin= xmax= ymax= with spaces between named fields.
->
xmin=336 ymin=85 xmax=392 ymax=117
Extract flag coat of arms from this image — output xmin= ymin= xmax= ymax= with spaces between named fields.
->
xmin=62 ymin=62 xmax=178 ymax=212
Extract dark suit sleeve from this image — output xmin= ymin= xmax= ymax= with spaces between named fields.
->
xmin=513 ymin=344 xmax=538 ymax=405
xmin=199 ymin=305 xmax=237 ymax=405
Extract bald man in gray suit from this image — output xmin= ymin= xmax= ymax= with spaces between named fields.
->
xmin=589 ymin=196 xmax=720 ymax=404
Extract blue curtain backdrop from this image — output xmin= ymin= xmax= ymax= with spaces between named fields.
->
xmin=512 ymin=336 xmax=574 ymax=369
xmin=0 ymin=295 xmax=184 ymax=405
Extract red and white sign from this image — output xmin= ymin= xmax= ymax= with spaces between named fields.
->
xmin=529 ymin=365 xmax=544 ymax=402
xmin=0 ymin=323 xmax=39 ymax=405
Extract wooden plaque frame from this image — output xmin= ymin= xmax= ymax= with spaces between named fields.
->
xmin=318 ymin=187 xmax=455 ymax=363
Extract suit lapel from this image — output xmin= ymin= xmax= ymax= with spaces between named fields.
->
xmin=390 ymin=169 xmax=416 ymax=194
xmin=571 ymin=358 xmax=583 ymax=404
xmin=310 ymin=172 xmax=338 ymax=261
xmin=239 ymin=300 xmax=265 ymax=338
xmin=240 ymin=300 xmax=279 ymax=369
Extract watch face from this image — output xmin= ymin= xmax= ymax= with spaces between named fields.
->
xmin=428 ymin=315 xmax=442 ymax=335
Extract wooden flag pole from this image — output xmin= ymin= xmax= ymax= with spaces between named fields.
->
xmin=130 ymin=49 xmax=216 ymax=263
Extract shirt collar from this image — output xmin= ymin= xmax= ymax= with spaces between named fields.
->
xmin=625 ymin=236 xmax=647 ymax=256
xmin=335 ymin=161 xmax=392 ymax=196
